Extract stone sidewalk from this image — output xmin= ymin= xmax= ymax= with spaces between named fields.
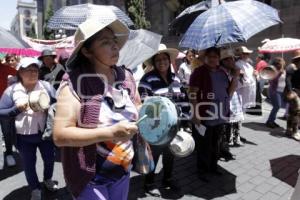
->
xmin=1 ymin=102 xmax=300 ymax=200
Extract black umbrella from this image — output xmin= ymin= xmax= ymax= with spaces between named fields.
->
xmin=169 ymin=0 xmax=230 ymax=34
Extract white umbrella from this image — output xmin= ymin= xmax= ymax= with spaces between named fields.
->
xmin=118 ymin=29 xmax=162 ymax=70
xmin=259 ymin=38 xmax=300 ymax=53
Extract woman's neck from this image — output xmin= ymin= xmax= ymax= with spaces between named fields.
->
xmin=95 ymin=64 xmax=115 ymax=85
xmin=23 ymin=83 xmax=36 ymax=92
xmin=160 ymin=71 xmax=169 ymax=83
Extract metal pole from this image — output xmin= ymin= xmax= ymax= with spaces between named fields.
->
xmin=281 ymin=34 xmax=284 ymax=59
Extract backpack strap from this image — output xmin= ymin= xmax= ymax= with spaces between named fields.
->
xmin=43 ymin=64 xmax=65 ymax=82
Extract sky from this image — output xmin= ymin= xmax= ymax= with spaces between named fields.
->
xmin=0 ymin=0 xmax=33 ymax=30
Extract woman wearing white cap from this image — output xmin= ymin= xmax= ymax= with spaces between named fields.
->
xmin=53 ymin=18 xmax=140 ymax=200
xmin=0 ymin=57 xmax=57 ymax=200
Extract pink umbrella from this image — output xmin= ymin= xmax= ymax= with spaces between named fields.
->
xmin=0 ymin=48 xmax=41 ymax=57
xmin=259 ymin=38 xmax=300 ymax=53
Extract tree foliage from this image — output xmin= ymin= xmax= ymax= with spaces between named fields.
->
xmin=27 ymin=23 xmax=37 ymax=38
xmin=43 ymin=1 xmax=54 ymax=40
xmin=126 ymin=0 xmax=151 ymax=29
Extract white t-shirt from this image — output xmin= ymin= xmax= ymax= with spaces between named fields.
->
xmin=178 ymin=62 xmax=192 ymax=84
xmin=277 ymin=72 xmax=286 ymax=93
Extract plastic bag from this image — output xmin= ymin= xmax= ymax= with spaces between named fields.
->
xmin=132 ymin=134 xmax=155 ymax=174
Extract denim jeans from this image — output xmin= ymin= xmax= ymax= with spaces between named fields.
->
xmin=259 ymin=79 xmax=266 ymax=94
xmin=0 ymin=118 xmax=15 ymax=155
xmin=16 ymin=133 xmax=55 ymax=190
xmin=145 ymin=145 xmax=174 ymax=185
xmin=267 ymin=90 xmax=283 ymax=123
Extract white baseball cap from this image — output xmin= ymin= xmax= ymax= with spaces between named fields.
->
xmin=17 ymin=57 xmax=40 ymax=70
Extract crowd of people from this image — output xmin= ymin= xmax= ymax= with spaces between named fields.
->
xmin=0 ymin=18 xmax=300 ymax=200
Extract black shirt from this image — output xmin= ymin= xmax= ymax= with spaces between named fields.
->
xmin=291 ymin=69 xmax=300 ymax=90
xmin=39 ymin=64 xmax=65 ymax=90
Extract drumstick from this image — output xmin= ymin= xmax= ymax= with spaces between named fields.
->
xmin=136 ymin=115 xmax=148 ymax=125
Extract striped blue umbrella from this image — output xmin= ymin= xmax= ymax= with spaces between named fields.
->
xmin=47 ymin=3 xmax=134 ymax=30
xmin=180 ymin=0 xmax=281 ymax=50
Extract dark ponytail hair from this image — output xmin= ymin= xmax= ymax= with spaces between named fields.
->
xmin=184 ymin=49 xmax=196 ymax=65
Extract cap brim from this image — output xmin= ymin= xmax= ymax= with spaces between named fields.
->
xmin=221 ymin=55 xmax=234 ymax=60
xmin=292 ymin=55 xmax=300 ymax=61
xmin=66 ymin=19 xmax=129 ymax=69
xmin=38 ymin=55 xmax=56 ymax=61
xmin=17 ymin=62 xmax=40 ymax=70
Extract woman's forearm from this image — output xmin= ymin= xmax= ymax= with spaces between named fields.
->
xmin=0 ymin=106 xmax=21 ymax=118
xmin=53 ymin=124 xmax=116 ymax=147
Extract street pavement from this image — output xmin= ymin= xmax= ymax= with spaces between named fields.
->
xmin=1 ymin=101 xmax=300 ymax=200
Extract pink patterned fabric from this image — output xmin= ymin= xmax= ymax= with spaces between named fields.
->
xmin=0 ymin=48 xmax=41 ymax=56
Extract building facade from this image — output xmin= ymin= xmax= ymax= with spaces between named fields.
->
xmin=11 ymin=0 xmax=38 ymax=38
xmin=247 ymin=0 xmax=300 ymax=52
xmin=35 ymin=0 xmax=126 ymax=38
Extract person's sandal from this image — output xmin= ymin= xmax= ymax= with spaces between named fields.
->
xmin=292 ymin=132 xmax=300 ymax=141
xmin=162 ymin=179 xmax=181 ymax=191
xmin=144 ymin=184 xmax=161 ymax=197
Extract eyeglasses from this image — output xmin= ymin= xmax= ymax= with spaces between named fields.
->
xmin=21 ymin=68 xmax=39 ymax=73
